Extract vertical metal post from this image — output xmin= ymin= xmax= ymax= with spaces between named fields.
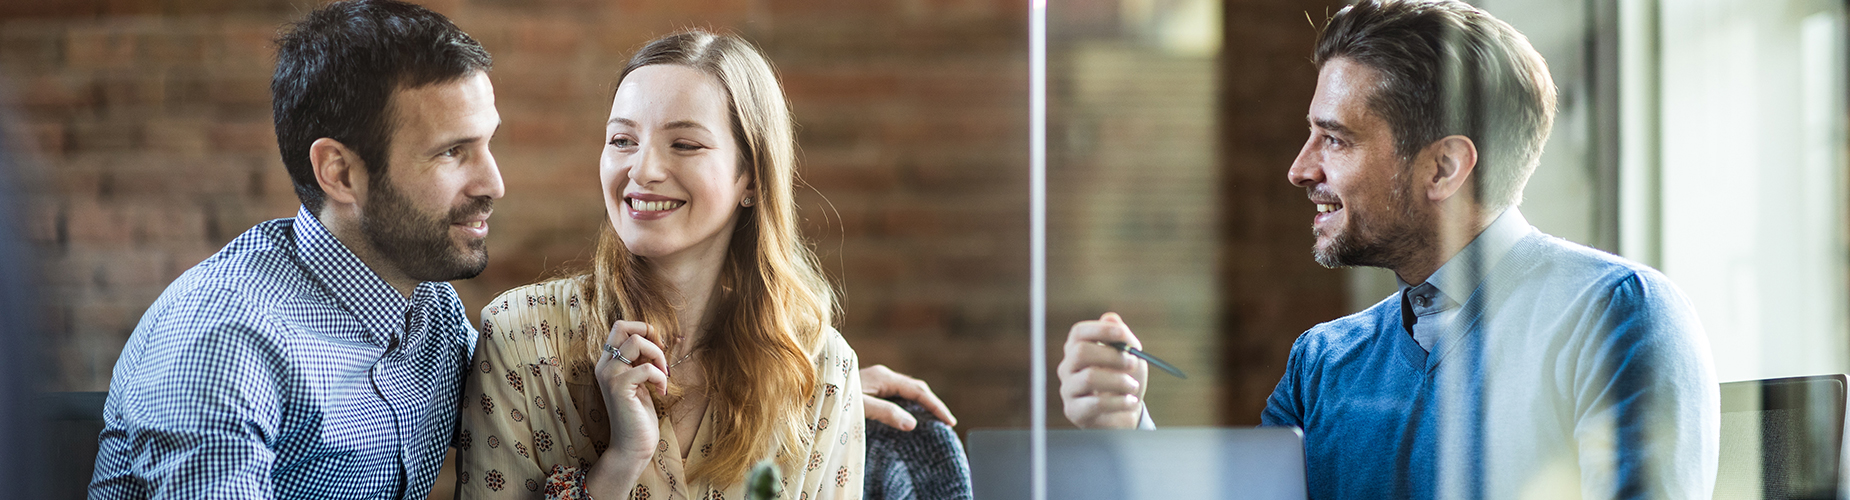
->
xmin=1028 ymin=0 xmax=1049 ymax=500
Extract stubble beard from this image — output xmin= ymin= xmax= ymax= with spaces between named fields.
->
xmin=1310 ymin=170 xmax=1433 ymax=270
xmin=360 ymin=174 xmax=493 ymax=283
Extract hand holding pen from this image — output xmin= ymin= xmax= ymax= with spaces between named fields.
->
xmin=1058 ymin=312 xmax=1182 ymax=429
xmin=1094 ymin=341 xmax=1187 ymax=380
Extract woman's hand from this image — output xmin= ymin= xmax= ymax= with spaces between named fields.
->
xmin=585 ymin=320 xmax=669 ymax=497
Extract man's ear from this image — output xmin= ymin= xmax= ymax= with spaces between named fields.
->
xmin=1423 ymin=135 xmax=1478 ymax=203
xmin=310 ymin=137 xmax=368 ymax=207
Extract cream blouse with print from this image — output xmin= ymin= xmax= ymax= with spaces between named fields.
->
xmin=457 ymin=279 xmax=866 ymax=500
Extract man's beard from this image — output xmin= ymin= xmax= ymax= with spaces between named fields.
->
xmin=1311 ymin=171 xmax=1433 ymax=270
xmin=360 ymin=175 xmax=493 ymax=283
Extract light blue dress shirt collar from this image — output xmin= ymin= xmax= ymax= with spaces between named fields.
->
xmin=1397 ymin=208 xmax=1535 ymax=351
xmin=1398 ymin=208 xmax=1531 ymax=296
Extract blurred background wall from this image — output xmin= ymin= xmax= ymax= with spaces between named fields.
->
xmin=0 ymin=0 xmax=1042 ymax=428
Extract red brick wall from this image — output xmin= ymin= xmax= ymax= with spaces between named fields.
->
xmin=3 ymin=0 xmax=1040 ymax=435
xmin=5 ymin=10 xmax=298 ymax=392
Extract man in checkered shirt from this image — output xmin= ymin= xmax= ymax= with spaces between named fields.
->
xmin=89 ymin=1 xmax=502 ymax=498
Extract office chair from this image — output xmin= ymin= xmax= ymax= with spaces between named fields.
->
xmin=1716 ymin=374 xmax=1847 ymax=500
xmin=864 ymin=397 xmax=973 ymax=500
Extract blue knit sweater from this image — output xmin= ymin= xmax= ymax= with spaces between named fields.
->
xmin=1262 ymin=227 xmax=1718 ymax=500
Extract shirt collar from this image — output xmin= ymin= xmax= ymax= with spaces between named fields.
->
xmin=293 ymin=205 xmax=436 ymax=348
xmin=1398 ymin=207 xmax=1534 ymax=306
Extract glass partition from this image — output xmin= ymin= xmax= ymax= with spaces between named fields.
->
xmin=1029 ymin=0 xmax=1850 ymax=498
xmin=1029 ymin=0 xmax=1234 ymax=497
xmin=1655 ymin=0 xmax=1849 ymax=384
xmin=1045 ymin=0 xmax=1226 ymax=430
xmin=1652 ymin=0 xmax=1849 ymax=497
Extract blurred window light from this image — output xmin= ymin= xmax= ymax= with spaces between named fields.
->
xmin=1656 ymin=0 xmax=1849 ymax=383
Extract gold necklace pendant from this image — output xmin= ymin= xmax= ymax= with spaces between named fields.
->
xmin=668 ymin=348 xmax=699 ymax=370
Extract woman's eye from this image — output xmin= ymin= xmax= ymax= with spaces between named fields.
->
xmin=608 ymin=137 xmax=635 ymax=148
xmin=672 ymin=142 xmax=704 ymax=152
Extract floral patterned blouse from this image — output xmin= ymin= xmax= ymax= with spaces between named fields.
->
xmin=457 ymin=279 xmax=866 ymax=500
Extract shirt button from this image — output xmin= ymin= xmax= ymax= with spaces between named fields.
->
xmin=1414 ymin=295 xmax=1431 ymax=308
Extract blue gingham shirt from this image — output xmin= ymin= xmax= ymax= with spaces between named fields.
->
xmin=91 ymin=207 xmax=478 ymax=500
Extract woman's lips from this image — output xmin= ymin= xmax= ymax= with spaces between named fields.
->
xmin=626 ymin=195 xmax=686 ymax=221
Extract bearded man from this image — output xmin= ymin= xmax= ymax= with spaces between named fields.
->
xmin=89 ymin=1 xmax=502 ymax=498
xmin=1058 ymin=1 xmax=1718 ymax=498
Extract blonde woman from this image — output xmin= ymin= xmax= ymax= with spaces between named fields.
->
xmin=459 ymin=31 xmax=864 ymax=500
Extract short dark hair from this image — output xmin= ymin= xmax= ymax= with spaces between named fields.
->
xmin=1315 ymin=0 xmax=1556 ymax=211
xmin=271 ymin=0 xmax=492 ymax=213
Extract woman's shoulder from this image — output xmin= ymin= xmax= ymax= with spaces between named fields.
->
xmin=477 ymin=277 xmax=591 ymax=356
xmin=806 ymin=325 xmax=853 ymax=356
xmin=810 ymin=325 xmax=858 ymax=380
xmin=482 ymin=278 xmax=588 ymax=319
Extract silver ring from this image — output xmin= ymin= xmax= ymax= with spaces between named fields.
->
xmin=603 ymin=342 xmax=633 ymax=365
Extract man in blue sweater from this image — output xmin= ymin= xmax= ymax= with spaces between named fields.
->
xmin=1057 ymin=0 xmax=1719 ymax=498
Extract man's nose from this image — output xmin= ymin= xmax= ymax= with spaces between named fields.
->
xmin=1287 ymin=140 xmax=1322 ymax=188
xmin=473 ymin=150 xmax=506 ymax=200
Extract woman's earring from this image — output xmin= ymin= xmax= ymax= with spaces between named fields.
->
xmin=742 ymin=196 xmax=755 ymax=207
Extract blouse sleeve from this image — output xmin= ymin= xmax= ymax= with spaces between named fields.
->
xmin=798 ymin=330 xmax=866 ymax=500
xmin=458 ymin=285 xmax=592 ymax=500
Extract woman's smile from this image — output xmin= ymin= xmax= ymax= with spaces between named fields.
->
xmin=626 ymin=192 xmax=688 ymax=220
xmin=604 ymin=64 xmax=751 ymax=261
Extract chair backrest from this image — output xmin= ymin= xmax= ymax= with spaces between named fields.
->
xmin=1716 ymin=374 xmax=1847 ymax=500
xmin=864 ymin=398 xmax=972 ymax=500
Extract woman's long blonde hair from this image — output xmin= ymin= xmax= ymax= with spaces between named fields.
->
xmin=573 ymin=29 xmax=837 ymax=485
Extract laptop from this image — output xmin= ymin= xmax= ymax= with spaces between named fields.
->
xmin=966 ymin=427 xmax=1307 ymax=500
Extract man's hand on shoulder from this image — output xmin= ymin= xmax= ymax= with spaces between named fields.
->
xmin=860 ymin=364 xmax=957 ymax=431
xmin=1058 ymin=312 xmax=1149 ymax=429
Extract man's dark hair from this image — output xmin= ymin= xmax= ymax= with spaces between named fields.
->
xmin=1316 ymin=0 xmax=1557 ymax=211
xmin=272 ymin=0 xmax=492 ymax=213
